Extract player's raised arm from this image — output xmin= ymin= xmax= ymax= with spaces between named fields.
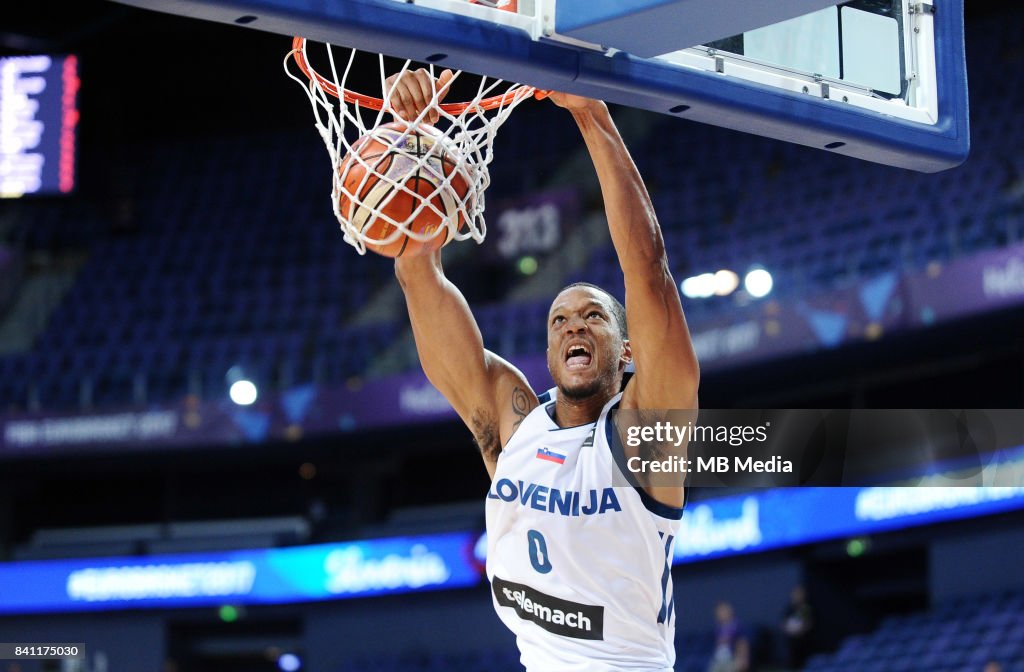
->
xmin=390 ymin=69 xmax=538 ymax=477
xmin=396 ymin=253 xmax=537 ymax=477
xmin=550 ymin=94 xmax=699 ymax=411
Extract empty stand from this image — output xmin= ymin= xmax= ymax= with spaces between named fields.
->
xmin=0 ymin=11 xmax=1021 ymax=412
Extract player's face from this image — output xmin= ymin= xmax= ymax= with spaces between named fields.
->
xmin=546 ymin=287 xmax=629 ymax=400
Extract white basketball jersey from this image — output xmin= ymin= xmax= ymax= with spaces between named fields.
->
xmin=485 ymin=388 xmax=683 ymax=672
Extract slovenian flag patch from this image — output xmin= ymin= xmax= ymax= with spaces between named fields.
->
xmin=536 ymin=447 xmax=566 ymax=464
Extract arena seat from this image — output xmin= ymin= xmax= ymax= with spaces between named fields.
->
xmin=805 ymin=590 xmax=1024 ymax=672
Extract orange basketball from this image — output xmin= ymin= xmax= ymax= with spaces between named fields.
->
xmin=337 ymin=122 xmax=472 ymax=258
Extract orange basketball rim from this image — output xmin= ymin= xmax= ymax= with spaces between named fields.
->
xmin=289 ymin=36 xmax=548 ymax=114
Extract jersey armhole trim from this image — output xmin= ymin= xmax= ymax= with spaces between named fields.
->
xmin=636 ymin=485 xmax=686 ymax=521
xmin=603 ymin=397 xmax=687 ymax=521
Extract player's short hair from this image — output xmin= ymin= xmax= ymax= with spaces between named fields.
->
xmin=556 ymin=282 xmax=628 ymax=340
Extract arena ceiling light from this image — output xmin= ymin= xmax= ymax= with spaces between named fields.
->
xmin=744 ymin=268 xmax=774 ymax=298
xmin=226 ymin=365 xmax=258 ymax=406
xmin=278 ymin=653 xmax=302 ymax=672
xmin=713 ymin=269 xmax=740 ymax=296
xmin=681 ymin=272 xmax=715 ymax=299
xmin=682 ymin=269 xmax=742 ymax=299
xmin=229 ymin=380 xmax=258 ymax=406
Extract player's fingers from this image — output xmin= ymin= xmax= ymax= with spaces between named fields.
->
xmin=383 ymin=74 xmax=398 ymax=116
xmin=436 ymin=69 xmax=455 ymax=105
xmin=401 ymin=68 xmax=432 ymax=121
xmin=416 ymin=70 xmax=454 ymax=125
xmin=384 ymin=74 xmax=409 ymax=119
xmin=391 ymin=86 xmax=413 ymax=120
xmin=411 ymin=69 xmax=437 ymax=124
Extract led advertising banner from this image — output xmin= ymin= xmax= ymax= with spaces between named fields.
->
xmin=2 ymin=486 xmax=1024 ymax=614
xmin=0 ymin=532 xmax=481 ymax=615
xmin=0 ymin=54 xmax=79 ymax=197
xmin=674 ymin=485 xmax=1024 ymax=563
xmin=474 ymin=484 xmax=1024 ymax=566
xmin=670 ymin=446 xmax=1024 ymax=561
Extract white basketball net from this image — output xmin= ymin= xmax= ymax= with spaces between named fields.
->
xmin=285 ymin=41 xmax=538 ymax=255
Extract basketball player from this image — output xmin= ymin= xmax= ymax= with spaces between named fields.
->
xmin=389 ymin=69 xmax=699 ymax=671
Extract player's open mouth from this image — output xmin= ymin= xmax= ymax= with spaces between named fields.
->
xmin=564 ymin=343 xmax=593 ymax=370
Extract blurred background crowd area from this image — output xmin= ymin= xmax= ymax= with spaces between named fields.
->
xmin=0 ymin=0 xmax=1022 ymax=670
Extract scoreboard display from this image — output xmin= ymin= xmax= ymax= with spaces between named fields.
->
xmin=0 ymin=54 xmax=79 ymax=198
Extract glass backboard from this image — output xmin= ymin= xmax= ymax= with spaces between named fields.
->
xmin=106 ymin=0 xmax=968 ymax=172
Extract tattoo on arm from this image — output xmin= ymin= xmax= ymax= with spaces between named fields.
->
xmin=511 ymin=386 xmax=530 ymax=432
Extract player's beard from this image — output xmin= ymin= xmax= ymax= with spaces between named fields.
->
xmin=558 ymin=366 xmax=618 ymax=401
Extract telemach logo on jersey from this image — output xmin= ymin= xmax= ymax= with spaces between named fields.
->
xmin=493 ymin=576 xmax=605 ymax=640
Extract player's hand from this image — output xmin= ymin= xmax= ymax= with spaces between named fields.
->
xmin=384 ymin=68 xmax=454 ymax=125
xmin=546 ymin=90 xmax=605 ymax=114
